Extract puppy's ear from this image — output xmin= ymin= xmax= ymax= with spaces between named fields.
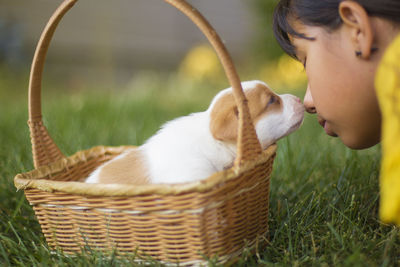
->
xmin=209 ymin=94 xmax=238 ymax=142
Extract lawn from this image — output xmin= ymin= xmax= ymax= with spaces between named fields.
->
xmin=0 ymin=72 xmax=399 ymax=266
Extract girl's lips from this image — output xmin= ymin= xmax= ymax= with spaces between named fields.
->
xmin=318 ymin=118 xmax=338 ymax=137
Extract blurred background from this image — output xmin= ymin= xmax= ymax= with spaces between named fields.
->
xmin=0 ymin=0 xmax=306 ymax=95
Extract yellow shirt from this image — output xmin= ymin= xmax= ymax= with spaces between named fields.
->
xmin=375 ymin=34 xmax=400 ymax=225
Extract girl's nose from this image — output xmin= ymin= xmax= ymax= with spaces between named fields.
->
xmin=304 ymin=85 xmax=316 ymax=114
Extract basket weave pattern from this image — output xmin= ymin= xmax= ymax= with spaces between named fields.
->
xmin=17 ymin=146 xmax=275 ymax=263
xmin=14 ymin=0 xmax=277 ymax=265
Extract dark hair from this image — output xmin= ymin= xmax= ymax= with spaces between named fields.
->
xmin=273 ymin=0 xmax=400 ymax=59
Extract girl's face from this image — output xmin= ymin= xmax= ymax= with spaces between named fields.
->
xmin=291 ymin=21 xmax=382 ymax=149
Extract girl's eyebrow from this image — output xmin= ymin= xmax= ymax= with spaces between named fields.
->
xmin=287 ymin=28 xmax=316 ymax=60
xmin=289 ymin=37 xmax=309 ymax=62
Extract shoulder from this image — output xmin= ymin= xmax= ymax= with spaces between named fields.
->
xmin=375 ymin=34 xmax=400 ymax=112
xmin=375 ymin=34 xmax=400 ymax=93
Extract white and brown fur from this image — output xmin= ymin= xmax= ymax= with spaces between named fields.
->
xmin=85 ymin=80 xmax=304 ymax=185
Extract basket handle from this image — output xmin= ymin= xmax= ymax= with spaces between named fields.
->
xmin=28 ymin=0 xmax=262 ymax=169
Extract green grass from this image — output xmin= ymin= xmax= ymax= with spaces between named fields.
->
xmin=0 ymin=73 xmax=399 ymax=266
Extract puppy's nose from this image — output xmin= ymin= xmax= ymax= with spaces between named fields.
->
xmin=303 ymin=85 xmax=316 ymax=114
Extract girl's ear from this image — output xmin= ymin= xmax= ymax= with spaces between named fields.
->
xmin=339 ymin=1 xmax=373 ymax=59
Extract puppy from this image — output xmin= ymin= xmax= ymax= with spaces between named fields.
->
xmin=85 ymin=80 xmax=304 ymax=185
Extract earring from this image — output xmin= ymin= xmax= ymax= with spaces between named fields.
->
xmin=355 ymin=47 xmax=378 ymax=58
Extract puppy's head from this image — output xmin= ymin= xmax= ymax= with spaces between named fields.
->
xmin=208 ymin=80 xmax=304 ymax=149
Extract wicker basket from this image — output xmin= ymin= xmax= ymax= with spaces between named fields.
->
xmin=14 ymin=0 xmax=277 ymax=265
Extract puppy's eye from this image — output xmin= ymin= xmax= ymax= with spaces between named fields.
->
xmin=268 ymin=96 xmax=277 ymax=106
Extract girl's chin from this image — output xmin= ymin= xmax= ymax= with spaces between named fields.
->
xmin=340 ymin=135 xmax=380 ymax=150
xmin=323 ymin=122 xmax=379 ymax=149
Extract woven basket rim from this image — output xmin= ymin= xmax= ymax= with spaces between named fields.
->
xmin=14 ymin=144 xmax=276 ymax=197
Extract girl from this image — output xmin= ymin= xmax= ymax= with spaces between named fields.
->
xmin=272 ymin=0 xmax=400 ymax=225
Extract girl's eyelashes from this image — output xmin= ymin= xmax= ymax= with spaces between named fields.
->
xmin=295 ymin=52 xmax=307 ymax=69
